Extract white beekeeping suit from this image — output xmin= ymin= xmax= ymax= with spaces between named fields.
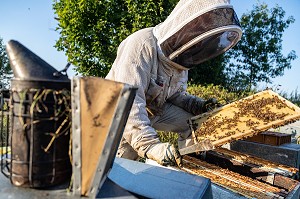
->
xmin=106 ymin=0 xmax=242 ymax=166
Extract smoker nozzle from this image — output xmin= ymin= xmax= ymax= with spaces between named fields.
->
xmin=6 ymin=40 xmax=69 ymax=82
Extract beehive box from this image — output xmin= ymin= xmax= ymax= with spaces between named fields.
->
xmin=246 ymin=131 xmax=292 ymax=146
xmin=189 ymin=90 xmax=300 ymax=149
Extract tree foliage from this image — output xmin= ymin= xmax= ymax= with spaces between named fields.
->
xmin=0 ymin=37 xmax=12 ymax=88
xmin=53 ymin=0 xmax=177 ymax=77
xmin=53 ymin=1 xmax=296 ymax=91
xmin=225 ymin=3 xmax=296 ymax=91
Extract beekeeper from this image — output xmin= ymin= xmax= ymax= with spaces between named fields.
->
xmin=106 ymin=0 xmax=242 ymax=166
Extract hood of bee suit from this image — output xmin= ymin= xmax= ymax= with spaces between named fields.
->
xmin=153 ymin=0 xmax=242 ymax=69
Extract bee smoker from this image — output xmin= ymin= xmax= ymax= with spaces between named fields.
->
xmin=1 ymin=40 xmax=72 ymax=188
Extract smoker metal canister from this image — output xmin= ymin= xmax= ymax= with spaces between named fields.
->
xmin=10 ymin=80 xmax=72 ymax=188
xmin=6 ymin=40 xmax=72 ymax=188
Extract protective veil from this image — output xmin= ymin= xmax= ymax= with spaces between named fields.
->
xmin=154 ymin=0 xmax=242 ymax=68
xmin=106 ymin=0 xmax=242 ymax=164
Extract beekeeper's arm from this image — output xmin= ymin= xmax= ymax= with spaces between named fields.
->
xmin=168 ymin=91 xmax=221 ymax=116
xmin=106 ymin=29 xmax=181 ymax=166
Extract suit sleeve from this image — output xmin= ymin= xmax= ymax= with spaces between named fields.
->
xmin=167 ymin=90 xmax=206 ymax=116
xmin=106 ymin=32 xmax=160 ymax=157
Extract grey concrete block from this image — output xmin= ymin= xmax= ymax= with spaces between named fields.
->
xmin=230 ymin=140 xmax=300 ymax=169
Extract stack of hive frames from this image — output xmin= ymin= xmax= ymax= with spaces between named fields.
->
xmin=189 ymin=90 xmax=300 ymax=149
xmin=182 ymin=154 xmax=299 ymax=199
xmin=204 ymin=148 xmax=299 ymax=191
xmin=210 ymin=148 xmax=298 ymax=176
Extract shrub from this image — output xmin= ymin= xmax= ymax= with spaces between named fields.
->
xmin=187 ymin=84 xmax=255 ymax=105
xmin=279 ymin=88 xmax=300 ymax=107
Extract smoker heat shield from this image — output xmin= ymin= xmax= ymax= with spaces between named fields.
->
xmin=71 ymin=77 xmax=137 ymax=198
xmin=180 ymin=90 xmax=300 ymax=155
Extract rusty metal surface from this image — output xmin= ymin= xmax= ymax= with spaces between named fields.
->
xmin=184 ymin=90 xmax=300 ymax=154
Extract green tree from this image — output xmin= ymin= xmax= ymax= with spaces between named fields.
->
xmin=53 ymin=1 xmax=296 ymax=91
xmin=53 ymin=0 xmax=177 ymax=77
xmin=0 ymin=37 xmax=12 ymax=88
xmin=225 ymin=3 xmax=297 ymax=91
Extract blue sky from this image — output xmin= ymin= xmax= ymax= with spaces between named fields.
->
xmin=0 ymin=0 xmax=299 ymax=93
xmin=231 ymin=0 xmax=300 ymax=93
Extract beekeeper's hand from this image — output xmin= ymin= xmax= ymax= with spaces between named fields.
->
xmin=146 ymin=143 xmax=182 ymax=167
xmin=201 ymin=98 xmax=222 ymax=113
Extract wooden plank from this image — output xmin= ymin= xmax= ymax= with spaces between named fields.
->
xmin=191 ymin=90 xmax=300 ymax=148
